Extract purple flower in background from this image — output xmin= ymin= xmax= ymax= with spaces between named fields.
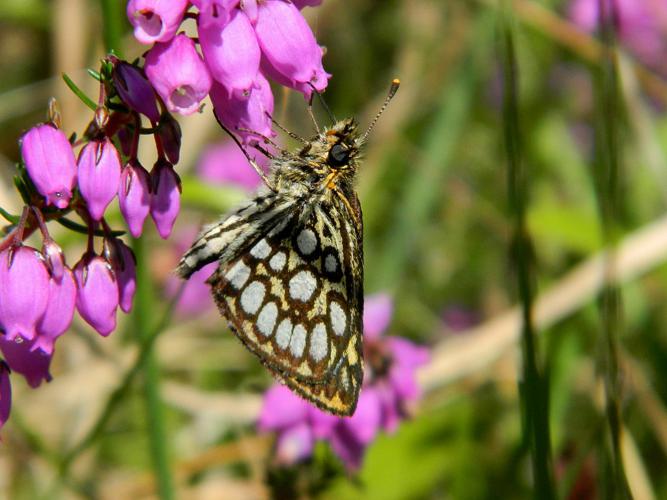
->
xmin=150 ymin=160 xmax=181 ymax=239
xmin=126 ymin=0 xmax=189 ymax=45
xmin=145 ymin=34 xmax=213 ymax=116
xmin=199 ymin=8 xmax=261 ymax=98
xmin=74 ymin=255 xmax=119 ymax=337
xmin=255 ymin=0 xmax=330 ymax=98
xmin=210 ymin=75 xmax=274 ymax=144
xmin=113 ymin=62 xmax=161 ymax=122
xmin=33 ymin=267 xmax=76 ymax=355
xmin=20 ymin=124 xmax=77 ymax=209
xmin=258 ymin=293 xmax=430 ymax=470
xmin=77 ymin=138 xmax=122 ymax=221
xmin=197 ymin=140 xmax=267 ymax=190
xmin=0 ymin=246 xmax=50 ymax=342
xmin=569 ymin=0 xmax=667 ymax=75
xmin=165 ymin=230 xmax=216 ymax=315
xmin=0 ymin=336 xmax=52 ymax=388
xmin=0 ymin=363 xmax=11 ymax=430
xmin=118 ymin=160 xmax=152 ymax=237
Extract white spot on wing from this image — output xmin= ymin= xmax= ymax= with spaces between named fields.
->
xmin=276 ymin=318 xmax=292 ymax=349
xmin=250 ymin=239 xmax=272 ymax=259
xmin=257 ymin=302 xmax=278 ymax=337
xmin=324 ymin=254 xmax=338 ymax=273
xmin=240 ymin=281 xmax=265 ymax=315
xmin=269 ymin=252 xmax=286 ymax=271
xmin=226 ymin=260 xmax=250 ymax=289
xmin=329 ymin=301 xmax=347 ymax=336
xmin=289 ymin=270 xmax=317 ymax=302
xmin=310 ymin=323 xmax=328 ymax=362
xmin=290 ymin=324 xmax=307 ymax=358
xmin=297 ymin=229 xmax=317 ymax=255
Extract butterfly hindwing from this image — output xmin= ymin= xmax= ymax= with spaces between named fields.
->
xmin=207 ymin=194 xmax=363 ymax=393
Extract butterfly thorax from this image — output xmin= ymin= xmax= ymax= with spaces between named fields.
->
xmin=271 ymin=118 xmax=361 ymax=203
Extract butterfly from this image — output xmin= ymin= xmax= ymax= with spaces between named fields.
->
xmin=177 ymin=80 xmax=399 ymax=416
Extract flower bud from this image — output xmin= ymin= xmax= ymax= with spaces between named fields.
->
xmin=77 ymin=138 xmax=122 ymax=221
xmin=157 ymin=114 xmax=182 ymax=164
xmin=0 ymin=363 xmax=10 ymax=430
xmin=199 ymin=8 xmax=261 ymax=98
xmin=150 ymin=161 xmax=181 ymax=239
xmin=33 ymin=267 xmax=76 ymax=355
xmin=126 ymin=0 xmax=189 ymax=44
xmin=0 ymin=337 xmax=52 ymax=388
xmin=20 ymin=124 xmax=77 ymax=209
xmin=113 ymin=62 xmax=160 ymax=122
xmin=74 ymin=255 xmax=119 ymax=336
xmin=145 ymin=34 xmax=212 ymax=116
xmin=118 ymin=160 xmax=152 ymax=237
xmin=209 ymin=75 xmax=274 ymax=144
xmin=255 ymin=0 xmax=330 ymax=98
xmin=42 ymin=239 xmax=65 ymax=282
xmin=107 ymin=239 xmax=137 ymax=314
xmin=0 ymin=247 xmax=50 ymax=341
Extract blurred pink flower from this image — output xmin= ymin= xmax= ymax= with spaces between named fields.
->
xmin=569 ymin=0 xmax=667 ymax=75
xmin=197 ymin=141 xmax=267 ymax=191
xmin=126 ymin=0 xmax=189 ymax=45
xmin=258 ymin=293 xmax=430 ymax=470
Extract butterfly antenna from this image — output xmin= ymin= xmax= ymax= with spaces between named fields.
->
xmin=308 ymin=83 xmax=337 ymax=124
xmin=360 ymin=79 xmax=400 ymax=143
xmin=306 ymin=94 xmax=321 ymax=133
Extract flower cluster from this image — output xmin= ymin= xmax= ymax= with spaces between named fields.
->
xmin=0 ymin=55 xmax=183 ymax=430
xmin=569 ymin=0 xmax=667 ymax=76
xmin=127 ymin=0 xmax=329 ymax=143
xmin=258 ymin=294 xmax=430 ymax=470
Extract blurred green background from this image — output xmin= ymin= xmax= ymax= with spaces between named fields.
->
xmin=2 ymin=0 xmax=667 ymax=498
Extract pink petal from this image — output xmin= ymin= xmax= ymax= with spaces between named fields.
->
xmin=363 ymin=293 xmax=393 ymax=340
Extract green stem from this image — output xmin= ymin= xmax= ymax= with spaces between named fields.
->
xmin=132 ymin=237 xmax=175 ymax=500
xmin=100 ymin=0 xmax=124 ymax=57
xmin=57 ymin=284 xmax=184 ymax=487
xmin=591 ymin=0 xmax=630 ymax=497
xmin=499 ymin=3 xmax=554 ymax=498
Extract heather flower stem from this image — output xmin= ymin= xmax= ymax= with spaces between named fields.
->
xmin=56 ymin=284 xmax=184 ymax=491
xmin=499 ymin=3 xmax=555 ymax=499
xmin=591 ymin=1 xmax=631 ymax=497
xmin=132 ymin=236 xmax=175 ymax=500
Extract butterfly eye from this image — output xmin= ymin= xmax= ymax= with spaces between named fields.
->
xmin=328 ymin=143 xmax=350 ymax=167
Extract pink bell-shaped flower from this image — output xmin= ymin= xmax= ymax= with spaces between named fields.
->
xmin=199 ymin=8 xmax=261 ymax=98
xmin=0 ymin=336 xmax=52 ymax=388
xmin=113 ymin=62 xmax=161 ymax=122
xmin=255 ymin=0 xmax=330 ymax=98
xmin=157 ymin=114 xmax=182 ymax=164
xmin=77 ymin=138 xmax=122 ymax=221
xmin=145 ymin=34 xmax=213 ymax=115
xmin=0 ymin=246 xmax=50 ymax=341
xmin=209 ymin=74 xmax=274 ymax=144
xmin=20 ymin=124 xmax=77 ymax=209
xmin=118 ymin=160 xmax=152 ymax=238
xmin=150 ymin=160 xmax=181 ymax=239
xmin=33 ymin=267 xmax=76 ymax=355
xmin=74 ymin=255 xmax=119 ymax=337
xmin=126 ymin=0 xmax=189 ymax=44
xmin=107 ymin=239 xmax=137 ymax=314
xmin=42 ymin=239 xmax=65 ymax=282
